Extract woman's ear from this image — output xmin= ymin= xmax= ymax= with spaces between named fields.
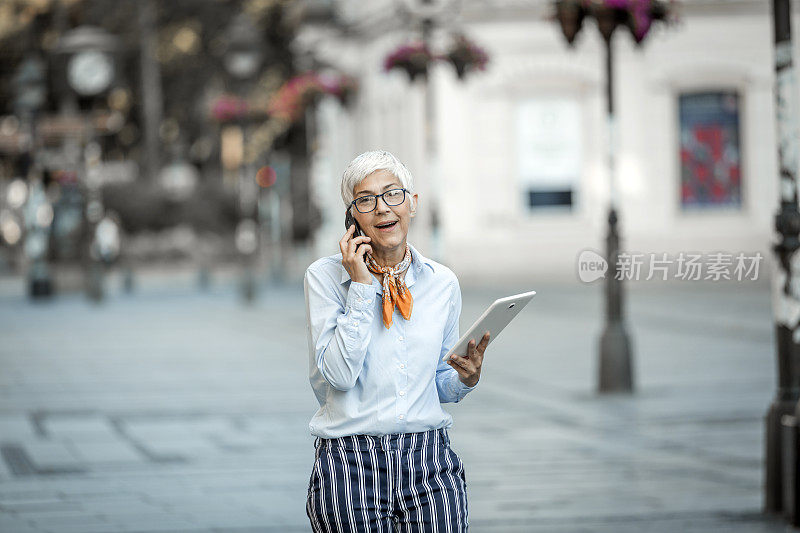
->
xmin=410 ymin=194 xmax=418 ymax=216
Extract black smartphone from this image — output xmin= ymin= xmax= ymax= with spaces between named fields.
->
xmin=345 ymin=208 xmax=365 ymax=237
xmin=345 ymin=208 xmax=366 ymax=259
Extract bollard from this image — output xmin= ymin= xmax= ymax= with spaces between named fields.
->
xmin=766 ymin=397 xmax=797 ymax=513
xmin=241 ymin=265 xmax=256 ymax=304
xmin=86 ymin=261 xmax=104 ymax=302
xmin=122 ymin=265 xmax=134 ymax=293
xmin=782 ymin=414 xmax=800 ymax=525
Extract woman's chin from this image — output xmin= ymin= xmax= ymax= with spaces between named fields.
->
xmin=371 ymin=234 xmax=404 ymax=250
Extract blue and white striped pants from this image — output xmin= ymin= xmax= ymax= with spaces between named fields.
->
xmin=306 ymin=428 xmax=469 ymax=532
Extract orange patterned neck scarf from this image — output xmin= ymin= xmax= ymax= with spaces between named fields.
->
xmin=364 ymin=246 xmax=413 ymax=329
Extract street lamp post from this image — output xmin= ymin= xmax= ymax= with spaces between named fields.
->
xmin=554 ymin=1 xmax=672 ymax=393
xmin=14 ymin=55 xmax=52 ymax=299
xmin=224 ymin=14 xmax=263 ymax=303
xmin=555 ymin=4 xmax=632 ymax=393
xmin=765 ymin=0 xmax=800 ymax=522
xmin=597 ymin=17 xmax=633 ymax=394
xmin=56 ymin=26 xmax=118 ymax=302
xmin=396 ymin=0 xmax=463 ymax=262
xmin=420 ymin=16 xmax=442 ymax=262
xmin=138 ymin=0 xmax=163 ymax=185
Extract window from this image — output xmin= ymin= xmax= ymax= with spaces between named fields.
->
xmin=516 ymin=97 xmax=582 ymax=209
xmin=679 ymin=91 xmax=742 ymax=209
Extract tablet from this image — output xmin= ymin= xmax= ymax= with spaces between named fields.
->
xmin=442 ymin=290 xmax=537 ymax=361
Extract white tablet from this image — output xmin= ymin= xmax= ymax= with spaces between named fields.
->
xmin=443 ymin=290 xmax=537 ymax=361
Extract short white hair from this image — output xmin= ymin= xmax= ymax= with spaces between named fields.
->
xmin=340 ymin=150 xmax=415 ymax=207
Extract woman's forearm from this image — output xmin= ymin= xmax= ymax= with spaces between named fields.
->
xmin=305 ymin=269 xmax=377 ymax=391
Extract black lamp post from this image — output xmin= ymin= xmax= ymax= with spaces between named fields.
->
xmin=224 ymin=14 xmax=263 ymax=303
xmin=395 ymin=0 xmax=464 ymax=262
xmin=14 ymin=55 xmax=52 ymax=299
xmin=56 ymin=26 xmax=118 ymax=302
xmin=765 ymin=0 xmax=800 ymax=523
xmin=554 ymin=0 xmax=671 ymax=393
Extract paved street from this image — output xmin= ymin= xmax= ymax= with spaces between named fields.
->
xmin=0 ymin=271 xmax=791 ymax=532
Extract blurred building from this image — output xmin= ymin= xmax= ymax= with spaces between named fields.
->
xmin=303 ymin=0 xmax=783 ymax=284
xmin=0 ymin=0 xmax=329 ymax=289
xmin=0 ymin=0 xmax=788 ymax=286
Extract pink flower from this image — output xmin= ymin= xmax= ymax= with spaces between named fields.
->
xmin=383 ymin=42 xmax=434 ymax=72
xmin=211 ymin=95 xmax=249 ymax=122
xmin=574 ymin=0 xmax=676 ymax=43
xmin=268 ymin=72 xmax=359 ymax=123
xmin=447 ymin=35 xmax=489 ymax=70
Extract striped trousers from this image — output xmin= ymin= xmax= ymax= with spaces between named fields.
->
xmin=306 ymin=428 xmax=469 ymax=533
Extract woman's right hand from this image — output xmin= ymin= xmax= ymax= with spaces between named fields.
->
xmin=340 ymin=225 xmax=373 ymax=285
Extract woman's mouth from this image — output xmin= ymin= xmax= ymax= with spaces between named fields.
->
xmin=375 ymin=221 xmax=398 ymax=232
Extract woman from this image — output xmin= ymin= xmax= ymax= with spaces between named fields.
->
xmin=303 ymin=150 xmax=490 ymax=532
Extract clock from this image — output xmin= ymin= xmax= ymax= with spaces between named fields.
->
xmin=67 ymin=50 xmax=114 ymax=96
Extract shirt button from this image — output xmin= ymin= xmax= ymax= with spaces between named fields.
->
xmin=399 ymin=414 xmax=405 ymax=419
xmin=399 ymin=363 xmax=405 ymax=369
xmin=399 ymin=390 xmax=405 ymax=396
xmin=398 ymin=336 xmax=404 ymax=341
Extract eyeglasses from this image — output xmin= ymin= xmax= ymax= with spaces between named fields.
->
xmin=350 ymin=188 xmax=407 ymax=213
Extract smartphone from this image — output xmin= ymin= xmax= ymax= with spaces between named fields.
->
xmin=345 ymin=208 xmax=366 ymax=259
xmin=345 ymin=208 xmax=364 ymax=237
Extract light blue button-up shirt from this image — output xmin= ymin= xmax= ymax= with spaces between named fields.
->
xmin=303 ymin=243 xmax=476 ymax=438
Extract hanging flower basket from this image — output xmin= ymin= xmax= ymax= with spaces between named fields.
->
xmin=383 ymin=42 xmax=434 ymax=82
xmin=554 ymin=0 xmax=586 ymax=45
xmin=317 ymin=73 xmax=360 ymax=108
xmin=267 ymin=73 xmax=326 ymax=123
xmin=554 ymin=0 xmax=676 ymax=45
xmin=444 ymin=34 xmax=489 ymax=80
xmin=211 ymin=94 xmax=250 ymax=122
xmin=268 ymin=72 xmax=360 ymax=124
xmin=624 ymin=0 xmax=674 ymax=44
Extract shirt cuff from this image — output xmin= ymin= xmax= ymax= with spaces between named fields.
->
xmin=346 ymin=281 xmax=376 ymax=312
xmin=453 ymin=376 xmax=478 ymax=402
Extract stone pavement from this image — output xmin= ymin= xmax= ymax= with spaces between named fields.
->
xmin=0 ymin=272 xmax=792 ymax=532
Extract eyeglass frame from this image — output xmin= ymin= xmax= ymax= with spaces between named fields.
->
xmin=349 ymin=187 xmax=409 ymax=213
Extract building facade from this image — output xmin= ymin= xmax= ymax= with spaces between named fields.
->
xmin=302 ymin=0 xmax=784 ymax=285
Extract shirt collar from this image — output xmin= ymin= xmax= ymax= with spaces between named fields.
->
xmin=339 ymin=242 xmax=436 ymax=290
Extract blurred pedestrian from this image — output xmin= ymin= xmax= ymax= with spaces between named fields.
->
xmin=303 ymin=150 xmax=490 ymax=532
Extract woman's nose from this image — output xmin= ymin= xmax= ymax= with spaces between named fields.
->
xmin=374 ymin=196 xmax=391 ymax=212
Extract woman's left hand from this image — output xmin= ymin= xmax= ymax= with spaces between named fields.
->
xmin=447 ymin=331 xmax=490 ymax=388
